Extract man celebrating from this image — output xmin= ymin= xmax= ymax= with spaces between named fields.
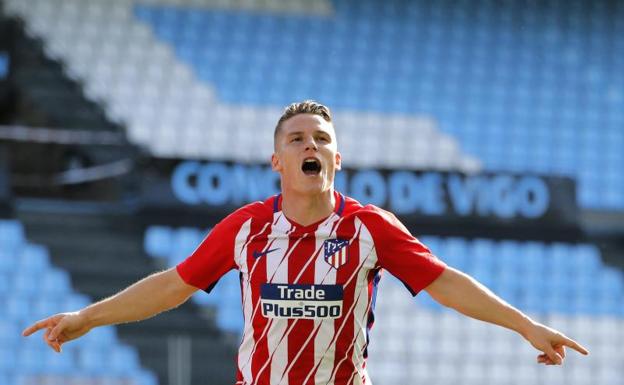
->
xmin=24 ymin=101 xmax=588 ymax=385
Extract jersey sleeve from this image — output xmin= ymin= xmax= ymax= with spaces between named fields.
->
xmin=176 ymin=208 xmax=250 ymax=292
xmin=361 ymin=206 xmax=446 ymax=296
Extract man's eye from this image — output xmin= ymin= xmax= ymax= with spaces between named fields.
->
xmin=291 ymin=137 xmax=302 ymax=142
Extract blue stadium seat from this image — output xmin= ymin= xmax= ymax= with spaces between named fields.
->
xmin=0 ymin=373 xmax=13 ymax=385
xmin=6 ymin=295 xmax=31 ymax=321
xmin=0 ymin=347 xmax=17 ymax=372
xmin=40 ymin=269 xmax=72 ymax=297
xmin=14 ymin=270 xmax=42 ymax=298
xmin=0 ymin=272 xmax=9 ymax=294
xmin=17 ymin=345 xmax=45 ymax=374
xmin=63 ymin=294 xmax=91 ymax=312
xmin=0 ymin=219 xmax=157 ymax=382
xmin=143 ymin=225 xmax=173 ymax=259
xmin=0 ymin=246 xmax=18 ymax=273
xmin=84 ymin=326 xmax=118 ymax=346
xmin=414 ymin=291 xmax=444 ymax=312
xmin=135 ymin=370 xmax=159 ymax=385
xmin=597 ymin=268 xmax=624 ymax=298
xmin=44 ymin=348 xmax=74 ymax=373
xmin=439 ymin=238 xmax=468 ymax=270
xmin=110 ymin=345 xmax=141 ymax=374
xmin=0 ymin=319 xmax=19 ymax=345
xmin=18 ymin=244 xmax=50 ymax=273
xmin=217 ymin=302 xmax=244 ymax=332
xmin=134 ymin=2 xmax=624 ymax=210
xmin=77 ymin=347 xmax=107 ymax=374
xmin=0 ymin=219 xmax=25 ymax=248
xmin=170 ymin=227 xmax=203 ymax=260
xmin=32 ymin=298 xmax=61 ymax=321
xmin=574 ymin=244 xmax=601 ymax=275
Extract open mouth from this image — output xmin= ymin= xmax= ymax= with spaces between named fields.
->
xmin=301 ymin=158 xmax=322 ymax=175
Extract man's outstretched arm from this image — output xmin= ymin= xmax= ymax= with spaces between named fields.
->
xmin=425 ymin=266 xmax=589 ymax=365
xmin=22 ymin=267 xmax=198 ymax=352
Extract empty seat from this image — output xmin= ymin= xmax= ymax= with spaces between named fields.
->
xmin=6 ymin=295 xmax=31 ymax=321
xmin=110 ymin=345 xmax=141 ymax=374
xmin=143 ymin=225 xmax=173 ymax=259
xmin=0 ymin=219 xmax=25 ymax=248
xmin=40 ymin=269 xmax=72 ymax=297
xmin=0 ymin=319 xmax=19 ymax=345
xmin=44 ymin=348 xmax=74 ymax=373
xmin=18 ymin=244 xmax=50 ymax=273
xmin=77 ymin=347 xmax=108 ymax=374
xmin=17 ymin=345 xmax=45 ymax=374
xmin=0 ymin=347 xmax=17 ymax=372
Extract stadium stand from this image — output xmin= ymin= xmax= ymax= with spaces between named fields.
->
xmin=4 ymin=0 xmax=623 ymax=209
xmin=14 ymin=207 xmax=239 ymax=385
xmin=0 ymin=219 xmax=157 ymax=385
xmin=144 ymin=225 xmax=624 ymax=385
xmin=144 ymin=225 xmax=245 ymax=332
xmin=2 ymin=0 xmax=480 ymax=172
xmin=2 ymin=0 xmax=623 ymax=384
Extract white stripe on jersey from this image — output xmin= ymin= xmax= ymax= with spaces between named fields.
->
xmin=264 ymin=212 xmax=292 ymax=385
xmin=239 ymin=208 xmax=380 ymax=385
xmin=254 ymin=213 xmax=346 ymax=385
xmin=239 ymin=220 xmax=298 ymax=381
xmin=303 ymin=219 xmax=375 ymax=385
xmin=349 ymin=221 xmax=378 ymax=385
xmin=258 ymin=212 xmax=298 ymax=385
xmin=235 ymin=218 xmax=254 ymax=382
xmin=239 ymin=213 xmax=294 ymax=382
xmin=324 ymin=219 xmax=376 ymax=385
xmin=313 ymin=216 xmax=341 ymax=385
xmin=273 ymin=214 xmax=346 ymax=385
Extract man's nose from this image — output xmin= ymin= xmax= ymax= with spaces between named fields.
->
xmin=304 ymin=137 xmax=318 ymax=151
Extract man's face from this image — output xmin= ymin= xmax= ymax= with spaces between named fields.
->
xmin=272 ymin=113 xmax=341 ymax=195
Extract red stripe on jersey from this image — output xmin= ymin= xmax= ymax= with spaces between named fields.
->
xmin=286 ymin=230 xmax=317 ymax=385
xmin=177 ymin=193 xmax=447 ymax=385
xmin=244 ymin=218 xmax=273 ymax=385
xmin=249 ymin=221 xmax=301 ymax=384
xmin=330 ymin=217 xmax=360 ymax=384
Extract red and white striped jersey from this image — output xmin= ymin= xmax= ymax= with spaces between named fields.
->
xmin=177 ymin=192 xmax=446 ymax=385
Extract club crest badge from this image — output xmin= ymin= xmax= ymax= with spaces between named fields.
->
xmin=323 ymin=239 xmax=349 ymax=269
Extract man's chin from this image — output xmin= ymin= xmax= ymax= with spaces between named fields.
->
xmin=294 ymin=180 xmax=332 ymax=195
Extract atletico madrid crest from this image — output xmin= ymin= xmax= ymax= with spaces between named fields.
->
xmin=323 ymin=239 xmax=349 ymax=269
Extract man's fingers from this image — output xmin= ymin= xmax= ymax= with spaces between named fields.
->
xmin=49 ymin=322 xmax=65 ymax=341
xmin=561 ymin=336 xmax=589 ymax=355
xmin=542 ymin=345 xmax=563 ymax=365
xmin=554 ymin=344 xmax=566 ymax=359
xmin=42 ymin=327 xmax=61 ymax=353
xmin=23 ymin=318 xmax=56 ymax=337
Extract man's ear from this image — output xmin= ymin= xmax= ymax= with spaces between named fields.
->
xmin=271 ymin=153 xmax=281 ymax=171
xmin=335 ymin=152 xmax=342 ymax=170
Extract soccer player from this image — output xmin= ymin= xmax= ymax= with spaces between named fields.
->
xmin=24 ymin=101 xmax=588 ymax=384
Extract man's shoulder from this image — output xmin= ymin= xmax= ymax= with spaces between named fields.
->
xmin=340 ymin=197 xmax=402 ymax=230
xmin=341 ymin=196 xmax=391 ymax=219
xmin=238 ymin=197 xmax=275 ymax=218
xmin=221 ymin=197 xmax=275 ymax=226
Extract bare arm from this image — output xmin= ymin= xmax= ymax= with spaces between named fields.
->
xmin=23 ymin=267 xmax=198 ymax=352
xmin=425 ymin=267 xmax=589 ymax=365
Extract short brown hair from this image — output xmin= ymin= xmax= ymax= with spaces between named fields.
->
xmin=274 ymin=100 xmax=333 ymax=143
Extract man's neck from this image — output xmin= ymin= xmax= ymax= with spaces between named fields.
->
xmin=280 ymin=188 xmax=336 ymax=227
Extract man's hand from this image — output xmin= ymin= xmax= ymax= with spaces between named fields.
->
xmin=426 ymin=267 xmax=589 ymax=365
xmin=21 ymin=269 xmax=196 ymax=353
xmin=522 ymin=321 xmax=589 ymax=365
xmin=22 ymin=312 xmax=91 ymax=353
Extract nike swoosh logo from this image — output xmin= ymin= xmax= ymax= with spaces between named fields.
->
xmin=253 ymin=248 xmax=280 ymax=259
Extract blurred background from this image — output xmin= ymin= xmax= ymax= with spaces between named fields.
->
xmin=0 ymin=0 xmax=623 ymax=384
